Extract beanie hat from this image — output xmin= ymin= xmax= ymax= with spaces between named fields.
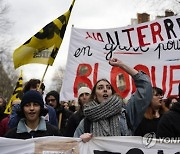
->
xmin=45 ymin=90 xmax=59 ymax=103
xmin=21 ymin=90 xmax=44 ymax=109
xmin=78 ymin=87 xmax=92 ymax=98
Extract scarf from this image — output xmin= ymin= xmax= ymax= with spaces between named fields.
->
xmin=83 ymin=95 xmax=123 ymax=136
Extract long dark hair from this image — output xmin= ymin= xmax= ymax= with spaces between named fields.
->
xmin=145 ymin=87 xmax=164 ymax=119
xmin=89 ymin=78 xmax=116 ymax=103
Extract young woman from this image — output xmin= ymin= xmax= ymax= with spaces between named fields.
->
xmin=135 ymin=87 xmax=164 ymax=136
xmin=74 ymin=58 xmax=153 ymax=142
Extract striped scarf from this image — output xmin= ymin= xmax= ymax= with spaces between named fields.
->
xmin=83 ymin=95 xmax=123 ymax=136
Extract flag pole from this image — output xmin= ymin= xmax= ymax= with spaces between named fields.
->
xmin=38 ymin=64 xmax=49 ymax=90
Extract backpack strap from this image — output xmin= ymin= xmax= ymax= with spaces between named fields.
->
xmin=84 ymin=117 xmax=91 ymax=133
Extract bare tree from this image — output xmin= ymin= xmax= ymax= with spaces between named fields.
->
xmin=48 ymin=66 xmax=65 ymax=92
xmin=0 ymin=0 xmax=17 ymax=101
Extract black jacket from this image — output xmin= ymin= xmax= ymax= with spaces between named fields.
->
xmin=56 ymin=107 xmax=73 ymax=135
xmin=64 ymin=108 xmax=84 ymax=137
xmin=5 ymin=122 xmax=61 ymax=139
xmin=135 ymin=117 xmax=161 ymax=137
xmin=157 ymin=102 xmax=180 ymax=138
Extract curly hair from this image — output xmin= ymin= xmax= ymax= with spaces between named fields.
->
xmin=23 ymin=79 xmax=45 ymax=93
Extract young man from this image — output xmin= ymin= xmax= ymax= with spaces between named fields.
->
xmin=5 ymin=90 xmax=61 ymax=139
xmin=8 ymin=79 xmax=58 ymax=128
xmin=64 ymin=87 xmax=91 ymax=137
xmin=45 ymin=90 xmax=72 ymax=135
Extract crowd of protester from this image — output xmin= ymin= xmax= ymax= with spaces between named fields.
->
xmin=0 ymin=57 xmax=180 ymax=142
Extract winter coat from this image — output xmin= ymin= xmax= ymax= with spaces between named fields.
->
xmin=157 ymin=102 xmax=180 ymax=138
xmin=64 ymin=108 xmax=84 ymax=137
xmin=0 ymin=115 xmax=9 ymax=137
xmin=5 ymin=117 xmax=61 ymax=139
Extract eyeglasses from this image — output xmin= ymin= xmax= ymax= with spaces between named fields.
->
xmin=47 ymin=99 xmax=56 ymax=103
xmin=154 ymin=94 xmax=164 ymax=97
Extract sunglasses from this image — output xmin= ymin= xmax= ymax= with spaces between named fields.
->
xmin=47 ymin=99 xmax=56 ymax=103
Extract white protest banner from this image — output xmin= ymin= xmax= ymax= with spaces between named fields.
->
xmin=60 ymin=15 xmax=180 ymax=101
xmin=0 ymin=136 xmax=80 ymax=154
xmin=1 ymin=136 xmax=180 ymax=154
xmin=80 ymin=136 xmax=180 ymax=154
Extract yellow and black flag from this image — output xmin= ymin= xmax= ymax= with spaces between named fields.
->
xmin=13 ymin=0 xmax=75 ymax=69
xmin=4 ymin=71 xmax=23 ymax=114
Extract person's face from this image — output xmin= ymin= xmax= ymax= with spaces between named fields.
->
xmin=79 ymin=93 xmax=90 ymax=105
xmin=46 ymin=95 xmax=57 ymax=108
xmin=0 ymin=98 xmax=3 ymax=107
xmin=11 ymin=100 xmax=21 ymax=107
xmin=95 ymin=80 xmax=112 ymax=103
xmin=23 ymin=102 xmax=41 ymax=122
xmin=63 ymin=102 xmax=69 ymax=110
xmin=151 ymin=92 xmax=163 ymax=109
xmin=169 ymin=98 xmax=178 ymax=108
xmin=30 ymin=84 xmax=43 ymax=95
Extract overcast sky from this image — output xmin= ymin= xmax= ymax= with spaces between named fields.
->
xmin=4 ymin=0 xmax=180 ymax=89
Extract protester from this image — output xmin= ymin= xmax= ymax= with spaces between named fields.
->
xmin=164 ymin=96 xmax=179 ymax=110
xmin=157 ymin=85 xmax=180 ymax=138
xmin=0 ymin=115 xmax=9 ymax=137
xmin=69 ymin=100 xmax=76 ymax=113
xmin=0 ymin=100 xmax=21 ymax=137
xmin=0 ymin=96 xmax=8 ymax=122
xmin=45 ymin=90 xmax=72 ymax=135
xmin=5 ymin=90 xmax=61 ymax=139
xmin=134 ymin=87 xmax=164 ymax=137
xmin=157 ymin=101 xmax=180 ymax=138
xmin=74 ymin=57 xmax=152 ymax=142
xmin=8 ymin=79 xmax=58 ymax=129
xmin=64 ymin=87 xmax=92 ymax=137
xmin=63 ymin=102 xmax=70 ymax=110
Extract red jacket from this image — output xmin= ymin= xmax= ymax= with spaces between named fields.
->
xmin=0 ymin=115 xmax=10 ymax=137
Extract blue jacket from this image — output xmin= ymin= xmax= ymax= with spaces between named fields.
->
xmin=74 ymin=71 xmax=153 ymax=137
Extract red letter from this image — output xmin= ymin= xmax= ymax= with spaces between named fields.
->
xmin=162 ymin=66 xmax=167 ymax=94
xmin=151 ymin=66 xmax=156 ymax=87
xmin=137 ymin=25 xmax=150 ymax=47
xmin=96 ymin=33 xmax=104 ymax=42
xmin=167 ymin=65 xmax=180 ymax=97
xmin=93 ymin=63 xmax=98 ymax=85
xmin=85 ymin=32 xmax=93 ymax=39
xmin=73 ymin=64 xmax=93 ymax=97
xmin=110 ymin=66 xmax=130 ymax=98
xmin=150 ymin=22 xmax=164 ymax=44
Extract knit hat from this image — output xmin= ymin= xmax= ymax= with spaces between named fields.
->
xmin=78 ymin=87 xmax=92 ymax=97
xmin=21 ymin=90 xmax=44 ymax=109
